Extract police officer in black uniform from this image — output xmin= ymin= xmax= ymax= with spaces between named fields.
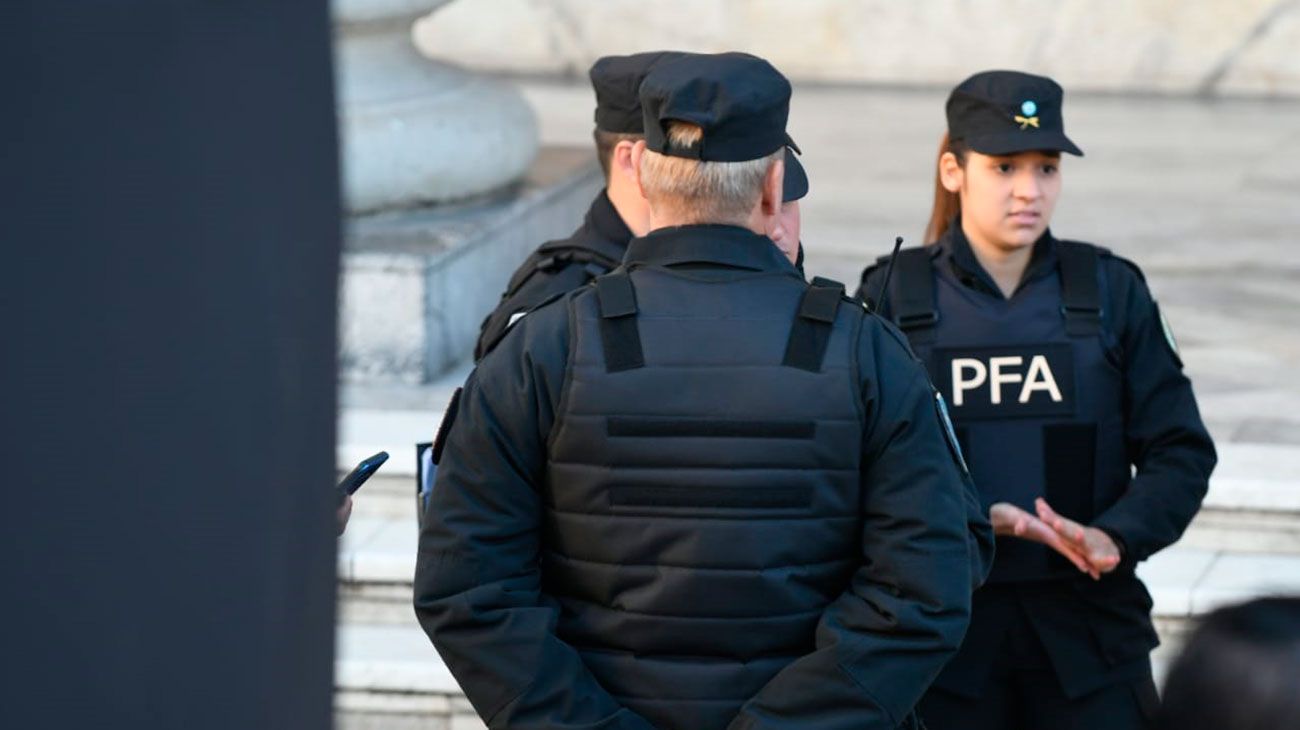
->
xmin=474 ymin=50 xmax=810 ymax=361
xmin=417 ymin=52 xmax=992 ymax=730
xmin=858 ymin=70 xmax=1217 ymax=729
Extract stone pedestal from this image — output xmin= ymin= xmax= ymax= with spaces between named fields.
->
xmin=333 ymin=0 xmax=539 ymax=213
xmin=339 ymin=147 xmax=602 ymax=383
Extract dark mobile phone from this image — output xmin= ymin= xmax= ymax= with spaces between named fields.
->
xmin=337 ymin=451 xmax=389 ymax=504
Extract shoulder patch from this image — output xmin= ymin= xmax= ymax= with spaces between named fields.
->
xmin=1155 ymin=302 xmax=1184 ymax=369
xmin=934 ymin=390 xmax=970 ymax=476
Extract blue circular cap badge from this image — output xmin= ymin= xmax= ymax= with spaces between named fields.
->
xmin=1021 ymin=100 xmax=1037 ymax=116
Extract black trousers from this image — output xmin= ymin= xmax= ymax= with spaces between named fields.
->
xmin=918 ymin=602 xmax=1159 ymax=730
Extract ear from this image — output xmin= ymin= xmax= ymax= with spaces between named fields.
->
xmin=612 ymin=139 xmax=638 ymax=176
xmin=766 ymin=214 xmax=786 ymax=244
xmin=938 ymin=151 xmax=963 ymax=193
xmin=629 ymin=140 xmax=648 ymax=199
xmin=760 ymin=156 xmax=784 ymax=217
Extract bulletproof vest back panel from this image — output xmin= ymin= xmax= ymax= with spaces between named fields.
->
xmin=547 ymin=265 xmax=864 ymax=729
xmin=893 ymin=244 xmax=1128 ymax=583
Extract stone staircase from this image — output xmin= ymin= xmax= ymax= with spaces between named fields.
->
xmin=332 ymin=398 xmax=1300 ymax=728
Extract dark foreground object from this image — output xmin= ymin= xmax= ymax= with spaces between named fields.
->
xmin=0 ymin=2 xmax=341 ymax=727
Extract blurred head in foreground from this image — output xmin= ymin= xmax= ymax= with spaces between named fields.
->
xmin=1158 ymin=596 xmax=1300 ymax=730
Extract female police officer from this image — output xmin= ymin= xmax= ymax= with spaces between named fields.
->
xmin=858 ymin=70 xmax=1216 ymax=729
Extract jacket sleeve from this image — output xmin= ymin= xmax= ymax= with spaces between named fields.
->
xmin=956 ymin=439 xmax=996 ymax=589
xmin=1091 ymin=260 xmax=1217 ymax=563
xmin=414 ymin=304 xmax=655 ymax=730
xmin=727 ymin=321 xmax=976 ymax=730
xmin=858 ymin=264 xmax=994 ymax=591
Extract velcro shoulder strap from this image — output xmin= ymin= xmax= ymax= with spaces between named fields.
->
xmin=783 ymin=276 xmax=845 ymax=372
xmin=595 ymin=272 xmax=643 ymax=372
xmin=546 ymin=245 xmax=621 ymax=273
xmin=504 ymin=243 xmax=621 ymax=300
xmin=892 ymin=248 xmax=938 ymax=344
xmin=1057 ymin=240 xmax=1101 ymax=337
xmin=501 ymin=247 xmax=557 ymax=298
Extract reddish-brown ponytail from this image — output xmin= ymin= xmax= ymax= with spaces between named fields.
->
xmin=923 ymin=132 xmax=968 ymax=244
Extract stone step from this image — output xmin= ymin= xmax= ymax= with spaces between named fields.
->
xmin=334 ymin=545 xmax=1300 ymax=728
xmin=338 ymin=490 xmax=1300 ymax=621
xmin=1174 ymin=442 xmax=1300 ymax=553
xmin=339 ymin=147 xmax=600 ymax=384
xmin=343 ymin=463 xmax=1300 ymax=550
xmin=337 ymin=401 xmax=1300 ymax=557
xmin=333 ymin=404 xmax=1300 ymax=724
xmin=334 ymin=622 xmax=483 ymax=730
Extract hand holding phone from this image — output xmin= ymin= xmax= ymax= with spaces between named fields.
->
xmin=337 ymin=451 xmax=389 ymax=505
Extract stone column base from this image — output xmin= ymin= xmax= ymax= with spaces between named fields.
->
xmin=339 ymin=147 xmax=601 ymax=383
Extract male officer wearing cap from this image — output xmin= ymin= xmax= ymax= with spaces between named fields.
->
xmin=416 ymin=52 xmax=991 ymax=730
xmin=473 ymin=51 xmax=809 ymax=361
xmin=858 ymin=70 xmax=1215 ymax=728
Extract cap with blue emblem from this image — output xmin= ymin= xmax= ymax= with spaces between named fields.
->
xmin=946 ymin=70 xmax=1083 ymax=157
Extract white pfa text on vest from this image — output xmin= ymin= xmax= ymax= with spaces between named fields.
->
xmin=951 ymin=356 xmax=1063 ymax=406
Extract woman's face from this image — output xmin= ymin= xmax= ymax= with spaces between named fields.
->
xmin=943 ymin=150 xmax=1062 ymax=252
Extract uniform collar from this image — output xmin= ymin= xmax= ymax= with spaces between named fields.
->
xmin=585 ymin=189 xmax=634 ymax=247
xmin=625 ymin=224 xmax=800 ymax=275
xmin=941 ymin=217 xmax=1058 ymax=298
xmin=539 ymin=190 xmax=634 ymax=264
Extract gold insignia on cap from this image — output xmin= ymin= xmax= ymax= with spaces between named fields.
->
xmin=1014 ymin=115 xmax=1040 ymax=130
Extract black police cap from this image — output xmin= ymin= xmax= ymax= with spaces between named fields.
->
xmin=639 ymin=51 xmax=799 ymax=164
xmin=590 ymin=51 xmax=686 ymax=134
xmin=783 ymin=147 xmax=808 ymax=202
xmin=947 ymin=70 xmax=1083 ymax=157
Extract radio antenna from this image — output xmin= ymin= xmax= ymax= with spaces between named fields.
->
xmin=872 ymin=236 xmax=904 ymax=317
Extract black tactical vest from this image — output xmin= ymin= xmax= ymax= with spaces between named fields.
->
xmin=545 ymin=265 xmax=865 ymax=730
xmin=474 ymin=192 xmax=630 ymax=361
xmin=887 ymin=241 xmax=1128 ymax=583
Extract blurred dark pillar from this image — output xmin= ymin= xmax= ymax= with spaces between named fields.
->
xmin=0 ymin=2 xmax=341 ymax=728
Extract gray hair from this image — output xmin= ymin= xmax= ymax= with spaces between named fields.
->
xmin=638 ymin=122 xmax=782 ymax=224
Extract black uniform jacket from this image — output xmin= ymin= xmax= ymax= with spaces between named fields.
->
xmin=474 ymin=190 xmax=631 ymax=361
xmin=417 ymin=225 xmax=993 ymax=730
xmin=858 ymin=227 xmax=1216 ymax=698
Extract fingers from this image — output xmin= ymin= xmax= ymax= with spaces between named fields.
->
xmin=337 ymin=495 xmax=353 ymax=536
xmin=1086 ymin=536 xmax=1122 ymax=574
xmin=1037 ymin=526 xmax=1097 ymax=578
xmin=1015 ymin=512 xmax=1097 ymax=577
xmin=989 ymin=502 xmax=1032 ymax=536
xmin=1036 ymin=498 xmax=1086 ymax=545
xmin=994 ymin=500 xmax=1103 ymax=579
xmin=1035 ymin=499 xmax=1121 ymax=579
